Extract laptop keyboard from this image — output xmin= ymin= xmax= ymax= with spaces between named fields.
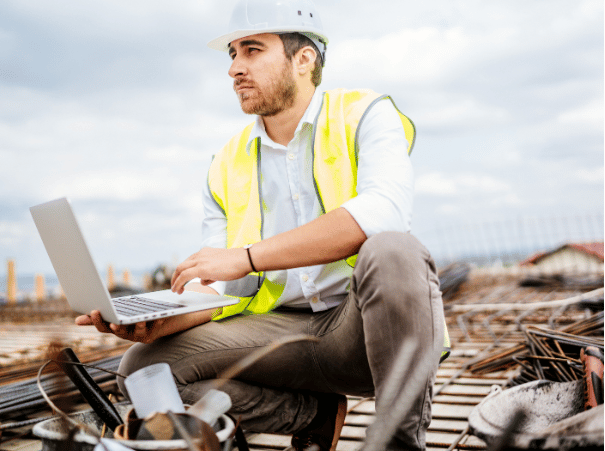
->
xmin=112 ymin=296 xmax=186 ymax=317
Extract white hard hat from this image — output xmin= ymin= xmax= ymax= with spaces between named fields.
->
xmin=208 ymin=0 xmax=328 ymax=62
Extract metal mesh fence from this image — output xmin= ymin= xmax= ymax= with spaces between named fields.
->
xmin=417 ymin=213 xmax=604 ymax=275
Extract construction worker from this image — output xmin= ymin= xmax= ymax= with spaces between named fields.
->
xmin=77 ymin=0 xmax=448 ymax=449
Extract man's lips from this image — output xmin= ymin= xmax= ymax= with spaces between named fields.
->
xmin=234 ymin=80 xmax=255 ymax=92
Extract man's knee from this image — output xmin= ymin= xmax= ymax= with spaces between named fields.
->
xmin=358 ymin=232 xmax=429 ymax=273
xmin=118 ymin=343 xmax=146 ymax=375
xmin=353 ymin=231 xmax=439 ymax=313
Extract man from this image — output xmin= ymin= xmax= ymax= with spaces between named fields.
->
xmin=76 ymin=0 xmax=448 ymax=449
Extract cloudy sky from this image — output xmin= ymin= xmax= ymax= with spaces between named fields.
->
xmin=1 ymin=0 xmax=603 ymax=280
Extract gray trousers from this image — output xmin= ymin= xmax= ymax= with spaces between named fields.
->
xmin=117 ymin=232 xmax=444 ymax=450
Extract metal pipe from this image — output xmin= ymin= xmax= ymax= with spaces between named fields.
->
xmin=448 ymin=287 xmax=604 ymax=313
xmin=54 ymin=348 xmax=123 ymax=432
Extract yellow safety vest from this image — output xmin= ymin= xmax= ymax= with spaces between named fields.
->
xmin=207 ymin=88 xmax=450 ymax=361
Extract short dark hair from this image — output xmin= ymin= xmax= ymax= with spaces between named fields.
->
xmin=278 ymin=33 xmax=324 ymax=87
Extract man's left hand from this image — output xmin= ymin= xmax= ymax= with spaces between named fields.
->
xmin=75 ymin=310 xmax=168 ymax=343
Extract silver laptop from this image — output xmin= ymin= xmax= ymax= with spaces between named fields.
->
xmin=30 ymin=197 xmax=238 ymax=325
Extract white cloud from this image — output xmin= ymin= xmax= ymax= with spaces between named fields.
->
xmin=416 ymin=172 xmax=511 ymax=196
xmin=4 ymin=0 xmax=216 ymax=41
xmin=415 ymin=172 xmax=458 ymax=195
xmin=47 ymin=169 xmax=183 ymax=201
xmin=0 ymin=28 xmax=17 ymax=59
xmin=327 ymin=26 xmax=472 ymax=86
xmin=557 ymin=100 xmax=604 ymax=130
xmin=462 ymin=175 xmax=510 ymax=192
xmin=146 ymin=145 xmax=207 ymax=163
xmin=436 ymin=204 xmax=459 ymax=215
xmin=0 ymin=221 xmax=27 ymax=246
xmin=573 ymin=167 xmax=604 ymax=184
xmin=414 ymin=97 xmax=510 ymax=130
xmin=1 ymin=0 xmax=602 ymax=274
xmin=487 ymin=192 xmax=523 ymax=208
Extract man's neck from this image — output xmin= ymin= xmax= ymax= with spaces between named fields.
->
xmin=262 ymin=85 xmax=316 ymax=146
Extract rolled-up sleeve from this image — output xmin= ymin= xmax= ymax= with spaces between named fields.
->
xmin=341 ymin=98 xmax=414 ymax=237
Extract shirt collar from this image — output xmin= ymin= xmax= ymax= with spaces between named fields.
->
xmin=249 ymin=89 xmax=324 ymax=145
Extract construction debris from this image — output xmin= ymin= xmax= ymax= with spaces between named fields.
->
xmin=520 ymin=273 xmax=605 ymax=291
xmin=1 ymin=264 xmax=604 ymax=450
xmin=438 ymin=262 xmax=471 ymax=300
xmin=468 ymin=380 xmax=604 ymax=450
xmin=0 ymin=355 xmax=122 ymax=423
xmin=469 ymin=312 xmax=604 ymax=387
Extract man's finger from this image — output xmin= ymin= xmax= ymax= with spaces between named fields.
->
xmin=172 ymin=258 xmax=198 ymax=287
xmin=129 ymin=320 xmax=165 ymax=343
xmin=90 ymin=310 xmax=113 ymax=333
xmin=110 ymin=323 xmax=133 ymax=339
xmin=171 ymin=268 xmax=179 ymax=287
xmin=75 ymin=315 xmax=93 ymax=326
xmin=171 ymin=266 xmax=184 ymax=288
xmin=171 ymin=268 xmax=193 ymax=294
xmin=132 ymin=321 xmax=148 ymax=341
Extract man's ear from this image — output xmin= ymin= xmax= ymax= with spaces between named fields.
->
xmin=294 ymin=46 xmax=317 ymax=77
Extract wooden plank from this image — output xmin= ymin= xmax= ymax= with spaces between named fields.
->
xmin=0 ymin=439 xmax=42 ymax=451
xmin=247 ymin=433 xmax=291 ymax=448
xmin=349 ymin=399 xmax=375 ymax=414
xmin=434 ymin=384 xmax=494 ymax=395
xmin=346 ymin=414 xmax=469 ymax=434
xmin=349 ymin=400 xmax=475 ymax=420
xmin=439 ymin=361 xmax=467 ymax=369
xmin=431 ymin=403 xmax=476 ymax=420
xmin=435 ymin=376 xmax=508 ymax=385
xmin=248 ymin=430 xmax=485 ymax=451
xmin=0 ymin=322 xmax=127 ymax=367
xmin=427 ymin=431 xmax=486 ymax=448
xmin=344 ymin=413 xmax=373 ymax=426
xmin=433 ymin=395 xmax=482 ymax=405
xmin=335 ymin=440 xmax=364 ymax=451
xmin=340 ymin=425 xmax=365 ymax=440
xmin=247 ymin=434 xmax=364 ymax=451
xmin=428 ymin=418 xmax=469 ymax=433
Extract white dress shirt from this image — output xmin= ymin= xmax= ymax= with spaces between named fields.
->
xmin=200 ymin=89 xmax=414 ymax=311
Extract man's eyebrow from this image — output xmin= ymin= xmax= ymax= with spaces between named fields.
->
xmin=228 ymin=39 xmax=267 ymax=56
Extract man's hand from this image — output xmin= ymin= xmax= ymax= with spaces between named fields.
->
xmin=75 ymin=310 xmax=167 ymax=344
xmin=74 ymin=285 xmax=219 ymax=343
xmin=171 ymin=247 xmax=251 ymax=294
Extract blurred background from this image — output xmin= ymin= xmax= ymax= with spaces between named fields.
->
xmin=1 ymin=0 xmax=603 ymax=299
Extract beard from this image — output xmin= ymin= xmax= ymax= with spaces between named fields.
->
xmin=234 ymin=60 xmax=297 ymax=117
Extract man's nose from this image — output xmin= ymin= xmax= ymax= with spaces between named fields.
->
xmin=228 ymin=56 xmax=247 ymax=79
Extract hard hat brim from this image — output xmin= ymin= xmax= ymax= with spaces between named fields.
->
xmin=208 ymin=27 xmax=328 ymax=53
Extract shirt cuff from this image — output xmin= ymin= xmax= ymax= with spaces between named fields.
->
xmin=184 ymin=278 xmax=226 ymax=296
xmin=208 ymin=280 xmax=226 ymax=296
xmin=341 ymin=192 xmax=412 ymax=237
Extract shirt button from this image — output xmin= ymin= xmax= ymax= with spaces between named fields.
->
xmin=293 ymin=193 xmax=299 ymax=200
xmin=311 ymin=297 xmax=319 ymax=303
xmin=288 ymin=153 xmax=295 ymax=160
xmin=301 ymin=274 xmax=309 ymax=282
